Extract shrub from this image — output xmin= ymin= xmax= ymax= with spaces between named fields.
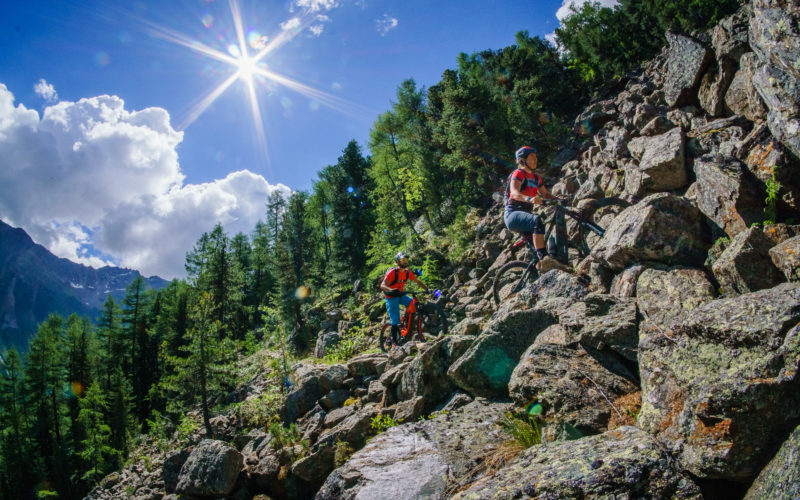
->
xmin=500 ymin=412 xmax=542 ymax=449
xmin=370 ymin=414 xmax=403 ymax=434
xmin=323 ymin=325 xmax=371 ymax=363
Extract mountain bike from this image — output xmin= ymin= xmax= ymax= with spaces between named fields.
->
xmin=492 ymin=197 xmax=630 ymax=305
xmin=379 ymin=290 xmax=449 ymax=353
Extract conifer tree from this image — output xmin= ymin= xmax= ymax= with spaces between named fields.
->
xmin=77 ymin=384 xmax=116 ymax=486
xmin=0 ymin=347 xmax=32 ymax=498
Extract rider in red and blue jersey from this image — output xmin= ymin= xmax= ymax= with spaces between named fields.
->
xmin=379 ymin=251 xmax=428 ymax=347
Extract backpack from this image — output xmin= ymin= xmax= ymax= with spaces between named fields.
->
xmin=504 ymin=169 xmax=542 ymax=207
xmin=386 ymin=267 xmax=409 ymax=286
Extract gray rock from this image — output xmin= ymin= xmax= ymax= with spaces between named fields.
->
xmin=175 ymin=440 xmax=243 ymax=497
xmin=455 ymin=426 xmax=702 ymax=499
xmin=725 ymin=53 xmax=768 ymax=121
xmin=575 ymin=99 xmax=617 ymax=133
xmin=531 ymin=269 xmax=590 ymax=303
xmin=509 ymin=342 xmax=638 ymax=434
xmin=691 ymin=154 xmax=765 ymax=238
xmin=450 ymin=317 xmax=482 ymax=336
xmin=592 ymin=193 xmax=710 ymax=270
xmin=638 ymin=283 xmax=800 ymax=479
xmin=162 ymin=449 xmax=190 ymax=493
xmin=314 ymin=331 xmax=341 ymax=359
xmin=558 ymin=293 xmax=639 ymax=361
xmin=316 ymin=399 xmax=509 ymax=500
xmin=323 ymin=405 xmax=356 ymax=428
xmin=346 ymin=353 xmax=386 ymax=378
xmin=318 ymin=389 xmax=350 ymax=411
xmin=744 ymin=423 xmax=800 ymax=499
xmin=447 ymin=306 xmax=557 ymax=397
xmin=698 ymin=57 xmax=738 ymax=117
xmin=320 ymin=364 xmax=348 ymax=393
xmin=750 ymin=0 xmax=800 ymax=158
xmin=711 ymin=5 xmax=750 ymax=61
xmin=282 ymin=368 xmax=325 ymax=423
xmin=391 ymin=396 xmax=426 ymax=422
xmin=636 ymin=267 xmax=717 ymax=330
xmin=609 ymin=264 xmax=647 ymax=297
xmin=762 ymin=223 xmax=800 ymax=246
xmin=769 ymin=235 xmax=800 ymax=281
xmin=664 ymin=33 xmax=714 ymax=107
xmin=712 ymin=226 xmax=785 ymax=295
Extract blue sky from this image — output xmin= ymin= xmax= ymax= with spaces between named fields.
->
xmin=0 ymin=0 xmax=610 ymax=279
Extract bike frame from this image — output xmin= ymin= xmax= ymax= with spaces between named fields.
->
xmin=399 ymin=295 xmax=421 ymax=340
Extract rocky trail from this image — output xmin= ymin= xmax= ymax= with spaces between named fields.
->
xmin=88 ymin=1 xmax=800 ymax=498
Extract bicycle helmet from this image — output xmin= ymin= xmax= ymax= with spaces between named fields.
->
xmin=515 ymin=146 xmax=537 ymax=162
xmin=395 ymin=251 xmax=409 ymax=268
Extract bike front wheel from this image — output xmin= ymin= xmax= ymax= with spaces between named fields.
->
xmin=493 ymin=260 xmax=539 ymax=305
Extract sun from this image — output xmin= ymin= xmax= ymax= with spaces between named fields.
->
xmin=144 ymin=0 xmax=370 ymax=175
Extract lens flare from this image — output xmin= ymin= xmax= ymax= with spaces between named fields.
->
xmin=202 ymin=14 xmax=214 ymax=28
xmin=295 ymin=286 xmax=310 ymax=299
xmin=70 ymin=381 xmax=85 ymax=397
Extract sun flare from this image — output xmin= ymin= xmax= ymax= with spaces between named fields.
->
xmin=144 ymin=0 xmax=370 ymax=175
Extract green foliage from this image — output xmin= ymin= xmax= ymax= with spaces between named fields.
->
xmin=443 ymin=207 xmax=483 ymax=263
xmin=334 ymin=440 xmax=355 ymax=467
xmin=370 ymin=414 xmax=403 ymax=434
xmin=268 ymin=422 xmax=309 ymax=462
xmin=175 ymin=414 xmax=200 ymax=445
xmin=233 ymin=387 xmax=285 ymax=429
xmin=764 ymin=165 xmax=782 ymax=225
xmin=323 ymin=325 xmax=372 ymax=363
xmin=501 ymin=412 xmax=542 ymax=449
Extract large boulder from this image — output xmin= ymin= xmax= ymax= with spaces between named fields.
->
xmin=744 ymin=423 xmax=800 ymax=499
xmin=638 ymin=283 xmax=800 ymax=479
xmin=592 ymin=193 xmax=710 ymax=270
xmin=447 ymin=304 xmax=558 ymax=397
xmin=625 ymin=127 xmax=688 ymax=195
xmin=454 ymin=426 xmax=702 ymax=499
xmin=712 ymin=226 xmax=785 ymax=295
xmin=558 ymin=293 xmax=639 ymax=361
xmin=698 ymin=57 xmax=738 ymax=117
xmin=314 ymin=331 xmax=341 ymax=359
xmin=663 ymin=33 xmax=713 ymax=108
xmin=281 ymin=365 xmax=325 ymax=423
xmin=750 ymin=0 xmax=800 ymax=158
xmin=636 ymin=267 xmax=717 ymax=330
xmin=316 ymin=399 xmax=509 ymax=500
xmin=769 ymin=235 xmax=800 ymax=281
xmin=725 ymin=53 xmax=768 ymax=121
xmin=690 ymin=154 xmax=765 ymax=238
xmin=509 ymin=342 xmax=638 ymax=435
xmin=175 ymin=440 xmax=243 ymax=498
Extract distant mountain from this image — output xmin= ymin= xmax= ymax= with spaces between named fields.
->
xmin=0 ymin=219 xmax=169 ymax=354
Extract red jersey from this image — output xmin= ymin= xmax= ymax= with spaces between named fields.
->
xmin=505 ymin=169 xmax=543 ymax=211
xmin=383 ymin=267 xmax=411 ymax=298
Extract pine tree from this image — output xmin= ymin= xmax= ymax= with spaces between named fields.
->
xmin=77 ymin=384 xmax=117 ymax=486
xmin=0 ymin=348 xmax=33 ymax=498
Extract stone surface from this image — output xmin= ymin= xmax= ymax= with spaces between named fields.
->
xmin=314 ymin=331 xmax=341 ymax=359
xmin=609 ymin=264 xmax=647 ymax=298
xmin=447 ymin=306 xmax=557 ymax=398
xmin=725 ymin=53 xmax=768 ymax=121
xmin=750 ymin=0 xmax=800 ymax=158
xmin=664 ymin=33 xmax=713 ymax=107
xmin=699 ymin=58 xmax=738 ymax=117
xmin=690 ymin=154 xmax=765 ymax=237
xmin=455 ymin=426 xmax=702 ymax=499
xmin=396 ymin=335 xmax=473 ymax=411
xmin=636 ymin=267 xmax=717 ymax=330
xmin=744 ymin=423 xmax=800 ymax=500
xmin=558 ymin=293 xmax=639 ymax=361
xmin=316 ymin=399 xmax=509 ymax=500
xmin=638 ymin=283 xmax=800 ymax=479
xmin=769 ymin=235 xmax=800 ymax=282
xmin=509 ymin=342 xmax=638 ymax=434
xmin=712 ymin=226 xmax=785 ymax=295
xmin=625 ymin=127 xmax=688 ymax=194
xmin=592 ymin=193 xmax=710 ymax=270
xmin=175 ymin=440 xmax=243 ymax=497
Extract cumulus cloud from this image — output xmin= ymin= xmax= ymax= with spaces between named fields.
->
xmin=33 ymin=79 xmax=58 ymax=102
xmin=293 ymin=0 xmax=339 ymax=13
xmin=281 ymin=17 xmax=302 ymax=31
xmin=309 ymin=25 xmax=324 ymax=36
xmin=376 ymin=15 xmax=398 ymax=36
xmin=555 ymin=0 xmax=619 ymax=21
xmin=0 ymin=83 xmax=289 ymax=279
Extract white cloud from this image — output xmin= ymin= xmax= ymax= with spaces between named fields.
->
xmin=281 ymin=17 xmax=302 ymax=31
xmin=0 ymin=83 xmax=289 ymax=279
xmin=293 ymin=0 xmax=339 ymax=13
xmin=33 ymin=79 xmax=58 ymax=102
xmin=376 ymin=15 xmax=398 ymax=36
xmin=309 ymin=25 xmax=324 ymax=36
xmin=555 ymin=0 xmax=619 ymax=21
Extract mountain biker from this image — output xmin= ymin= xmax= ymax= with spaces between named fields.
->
xmin=380 ymin=251 xmax=429 ymax=347
xmin=504 ymin=146 xmax=561 ymax=262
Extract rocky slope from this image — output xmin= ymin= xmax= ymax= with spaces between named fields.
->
xmin=88 ymin=1 xmax=800 ymax=498
xmin=0 ymin=219 xmax=168 ymax=353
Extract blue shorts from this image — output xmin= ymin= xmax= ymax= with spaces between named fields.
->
xmin=504 ymin=209 xmax=545 ymax=235
xmin=385 ymin=294 xmax=412 ymax=325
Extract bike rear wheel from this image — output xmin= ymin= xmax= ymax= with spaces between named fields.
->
xmin=493 ymin=260 xmax=539 ymax=305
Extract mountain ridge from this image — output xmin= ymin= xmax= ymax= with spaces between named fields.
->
xmin=0 ymin=219 xmax=168 ymax=353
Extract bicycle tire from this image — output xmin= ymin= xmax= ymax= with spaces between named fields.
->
xmin=419 ymin=303 xmax=449 ymax=338
xmin=379 ymin=323 xmax=393 ymax=353
xmin=493 ymin=260 xmax=539 ymax=305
